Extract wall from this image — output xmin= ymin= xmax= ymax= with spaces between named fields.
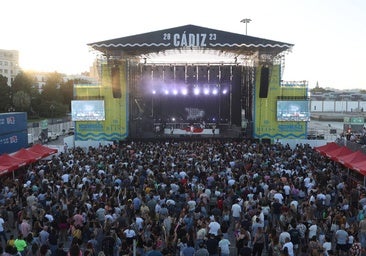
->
xmin=311 ymin=100 xmax=366 ymax=112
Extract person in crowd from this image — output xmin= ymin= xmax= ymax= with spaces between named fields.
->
xmin=335 ymin=224 xmax=349 ymax=256
xmin=252 ymin=226 xmax=265 ymax=256
xmin=195 ymin=242 xmax=209 ymax=256
xmin=217 ymin=234 xmax=230 ymax=256
xmin=14 ymin=234 xmax=27 ymax=255
xmin=282 ymin=237 xmax=294 ymax=256
xmin=206 ymin=233 xmax=219 ymax=256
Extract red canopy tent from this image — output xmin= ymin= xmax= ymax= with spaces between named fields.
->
xmin=325 ymin=146 xmax=354 ymax=161
xmin=0 ymin=145 xmax=57 ymax=177
xmin=0 ymin=165 xmax=11 ymax=175
xmin=0 ymin=154 xmax=27 ymax=171
xmin=28 ymin=144 xmax=58 ymax=158
xmin=314 ymin=142 xmax=341 ymax=155
xmin=12 ymin=148 xmax=43 ymax=165
xmin=350 ymin=160 xmax=366 ymax=176
xmin=337 ymin=151 xmax=366 ymax=168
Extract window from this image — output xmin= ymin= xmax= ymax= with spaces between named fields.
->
xmin=4 ymin=61 xmax=8 ymax=66
xmin=4 ymin=69 xmax=8 ymax=73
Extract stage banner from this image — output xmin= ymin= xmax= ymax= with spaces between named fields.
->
xmin=74 ymin=61 xmax=128 ymax=141
xmin=253 ymin=65 xmax=308 ymax=140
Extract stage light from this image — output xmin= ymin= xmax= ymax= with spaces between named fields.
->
xmin=181 ymin=88 xmax=188 ymax=95
xmin=222 ymin=89 xmax=228 ymax=94
xmin=173 ymin=89 xmax=178 ymax=95
xmin=204 ymin=88 xmax=210 ymax=95
xmin=171 ymin=117 xmax=176 ymax=122
xmin=152 ymin=90 xmax=156 ymax=94
xmin=193 ymin=87 xmax=200 ymax=95
xmin=164 ymin=89 xmax=169 ymax=95
xmin=212 ymin=88 xmax=218 ymax=95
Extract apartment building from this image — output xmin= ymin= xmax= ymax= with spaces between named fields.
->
xmin=0 ymin=49 xmax=20 ymax=86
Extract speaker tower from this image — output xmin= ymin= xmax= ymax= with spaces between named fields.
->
xmin=259 ymin=66 xmax=269 ymax=98
xmin=111 ymin=66 xmax=122 ymax=98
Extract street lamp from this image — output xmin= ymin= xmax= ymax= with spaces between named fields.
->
xmin=240 ymin=18 xmax=252 ymax=35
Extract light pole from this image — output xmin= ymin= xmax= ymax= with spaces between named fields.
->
xmin=240 ymin=18 xmax=252 ymax=35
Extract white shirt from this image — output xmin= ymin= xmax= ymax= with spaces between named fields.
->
xmin=282 ymin=241 xmax=294 ymax=256
xmin=228 ymin=179 xmax=235 ymax=187
xmin=61 ymin=173 xmax=70 ymax=183
xmin=0 ymin=218 xmax=4 ymax=232
xmin=323 ymin=241 xmax=332 ymax=256
xmin=290 ymin=200 xmax=298 ymax=211
xmin=308 ymin=224 xmax=318 ymax=239
xmin=218 ymin=238 xmax=231 ymax=254
xmin=231 ymin=203 xmax=242 ymax=218
xmin=135 ymin=217 xmax=144 ymax=230
xmin=44 ymin=214 xmax=54 ymax=223
xmin=124 ymin=229 xmax=136 ymax=238
xmin=273 ymin=193 xmax=284 ymax=204
xmin=283 ymin=185 xmax=291 ymax=196
xmin=208 ymin=221 xmax=221 ymax=236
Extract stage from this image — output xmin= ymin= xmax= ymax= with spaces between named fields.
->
xmin=76 ymin=24 xmax=297 ymax=142
xmin=128 ymin=123 xmax=245 ymax=140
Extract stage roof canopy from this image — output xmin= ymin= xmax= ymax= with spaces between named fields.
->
xmin=88 ymin=24 xmax=293 ymax=63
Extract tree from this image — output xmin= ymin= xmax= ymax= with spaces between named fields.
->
xmin=11 ymin=71 xmax=35 ymax=95
xmin=60 ymin=79 xmax=74 ymax=110
xmin=41 ymin=72 xmax=63 ymax=103
xmin=11 ymin=71 xmax=40 ymax=116
xmin=12 ymin=91 xmax=31 ymax=112
xmin=0 ymin=75 xmax=11 ymax=112
xmin=37 ymin=101 xmax=67 ymax=118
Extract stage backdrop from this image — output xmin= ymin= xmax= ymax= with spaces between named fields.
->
xmin=253 ymin=65 xmax=308 ymax=140
xmin=73 ymin=61 xmax=128 ymax=141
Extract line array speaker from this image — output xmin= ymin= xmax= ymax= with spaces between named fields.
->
xmin=259 ymin=66 xmax=269 ymax=98
xmin=111 ymin=66 xmax=122 ymax=98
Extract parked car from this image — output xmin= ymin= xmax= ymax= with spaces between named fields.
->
xmin=48 ymin=132 xmax=59 ymax=141
xmin=68 ymin=127 xmax=75 ymax=135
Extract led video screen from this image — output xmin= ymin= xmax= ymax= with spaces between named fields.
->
xmin=71 ymin=100 xmax=105 ymax=121
xmin=277 ymin=100 xmax=310 ymax=122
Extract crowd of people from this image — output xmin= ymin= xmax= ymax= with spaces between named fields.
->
xmin=0 ymin=138 xmax=365 ymax=256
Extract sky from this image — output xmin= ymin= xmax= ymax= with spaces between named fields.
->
xmin=2 ymin=0 xmax=366 ymax=90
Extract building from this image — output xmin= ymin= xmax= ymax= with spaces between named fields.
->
xmin=0 ymin=49 xmax=20 ymax=86
xmin=26 ymin=71 xmax=48 ymax=92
